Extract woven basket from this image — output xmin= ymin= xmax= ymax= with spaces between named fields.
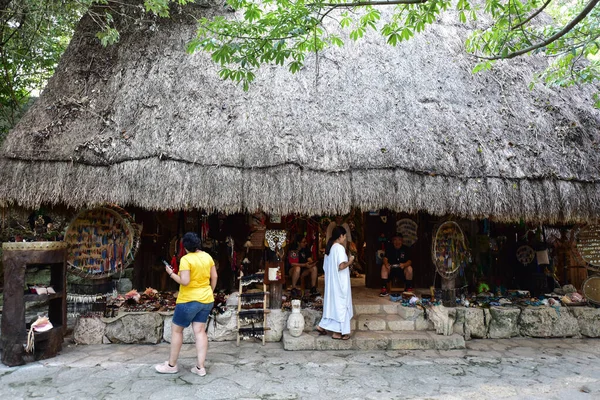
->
xmin=582 ymin=275 xmax=600 ymax=306
xmin=577 ymin=225 xmax=600 ymax=271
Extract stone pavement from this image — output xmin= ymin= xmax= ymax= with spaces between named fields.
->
xmin=1 ymin=337 xmax=600 ymax=400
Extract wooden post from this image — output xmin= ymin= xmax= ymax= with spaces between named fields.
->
xmin=269 ymin=282 xmax=282 ymax=309
xmin=264 ymin=261 xmax=284 ymax=309
xmin=263 ymin=281 xmax=267 ymax=345
xmin=364 ymin=212 xmax=379 ymax=289
xmin=236 ymin=271 xmax=242 ymax=346
xmin=1 ymin=206 xmax=5 ymax=233
xmin=441 ymin=276 xmax=456 ymax=307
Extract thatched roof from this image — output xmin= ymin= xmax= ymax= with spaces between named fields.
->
xmin=1 ymin=2 xmax=600 ymax=223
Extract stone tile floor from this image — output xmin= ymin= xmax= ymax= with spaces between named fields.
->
xmin=1 ymin=337 xmax=599 ymax=399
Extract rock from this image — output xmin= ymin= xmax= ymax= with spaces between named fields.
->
xmin=398 ymin=306 xmax=432 ymax=331
xmin=73 ymin=316 xmax=106 ymax=344
xmin=488 ymin=307 xmax=520 ymax=339
xmin=454 ymin=308 xmax=489 ymax=339
xmin=570 ymin=307 xmax=600 ymax=337
xmin=427 ymin=305 xmax=455 ymax=336
xmin=226 ymin=292 xmax=239 ymax=307
xmin=265 ymin=309 xmax=289 ymax=342
xmin=206 ymin=308 xmax=238 ymax=342
xmin=519 ymin=307 xmax=580 ymax=337
xmin=163 ymin=316 xmax=195 ymax=343
xmin=414 ymin=314 xmax=434 ymax=331
xmin=562 ymin=284 xmax=577 ymax=294
xmin=105 ymin=313 xmax=164 ymax=344
xmin=214 ymin=308 xmax=234 ymax=326
xmin=453 ymin=309 xmax=466 ymax=338
xmin=301 ymin=309 xmax=323 ymax=332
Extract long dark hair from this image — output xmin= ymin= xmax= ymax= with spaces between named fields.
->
xmin=293 ymin=234 xmax=305 ymax=250
xmin=325 ymin=226 xmax=346 ymax=255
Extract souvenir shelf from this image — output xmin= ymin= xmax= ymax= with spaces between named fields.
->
xmin=1 ymin=242 xmax=67 ymax=367
xmin=236 ymin=271 xmax=270 ymax=346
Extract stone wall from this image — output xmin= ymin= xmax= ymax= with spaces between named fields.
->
xmin=72 ymin=305 xmax=600 ymax=345
xmin=73 ymin=306 xmax=317 ymax=345
xmin=453 ymin=305 xmax=600 ymax=340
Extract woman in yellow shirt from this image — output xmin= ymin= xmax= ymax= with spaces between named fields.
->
xmin=155 ymin=232 xmax=218 ymax=377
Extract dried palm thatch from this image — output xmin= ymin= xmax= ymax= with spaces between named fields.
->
xmin=1 ymin=1 xmax=599 ymax=223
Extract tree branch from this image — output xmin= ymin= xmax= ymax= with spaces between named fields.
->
xmin=313 ymin=0 xmax=428 ymax=6
xmin=511 ymin=0 xmax=552 ymax=31
xmin=480 ymin=0 xmax=600 ymax=60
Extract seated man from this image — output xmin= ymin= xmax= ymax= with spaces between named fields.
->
xmin=380 ymin=233 xmax=413 ymax=296
xmin=288 ymin=235 xmax=320 ymax=297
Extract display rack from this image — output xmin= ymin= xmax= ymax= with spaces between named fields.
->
xmin=236 ymin=271 xmax=270 ymax=346
xmin=1 ymin=242 xmax=67 ymax=366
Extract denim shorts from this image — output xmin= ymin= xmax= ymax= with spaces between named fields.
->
xmin=172 ymin=301 xmax=214 ymax=328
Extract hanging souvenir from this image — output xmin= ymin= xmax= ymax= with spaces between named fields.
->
xmin=432 ymin=221 xmax=470 ymax=279
xmin=396 ymin=218 xmax=418 ymax=247
xmin=577 ymin=225 xmax=600 ymax=270
xmin=516 ymin=245 xmax=535 ymax=266
xmin=265 ymin=230 xmax=287 ymax=260
xmin=64 ymin=205 xmax=141 ymax=279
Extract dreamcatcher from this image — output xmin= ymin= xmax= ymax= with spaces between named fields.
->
xmin=516 ymin=245 xmax=535 ymax=267
xmin=64 ymin=204 xmax=141 ymax=279
xmin=432 ymin=221 xmax=470 ymax=279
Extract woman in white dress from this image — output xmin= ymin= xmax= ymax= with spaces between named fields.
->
xmin=317 ymin=226 xmax=355 ymax=340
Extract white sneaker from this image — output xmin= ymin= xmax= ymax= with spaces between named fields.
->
xmin=155 ymin=361 xmax=178 ymax=374
xmin=191 ymin=366 xmax=206 ymax=376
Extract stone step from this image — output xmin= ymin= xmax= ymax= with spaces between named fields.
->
xmin=355 ymin=314 xmax=416 ymax=331
xmin=283 ymin=330 xmax=465 ymax=351
xmin=350 ymin=305 xmax=434 ymax=332
xmin=352 ymin=303 xmax=426 ymax=318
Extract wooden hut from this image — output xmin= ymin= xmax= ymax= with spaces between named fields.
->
xmin=1 ymin=1 xmax=599 ymax=290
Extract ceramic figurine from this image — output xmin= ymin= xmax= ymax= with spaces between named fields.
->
xmin=287 ymin=299 xmax=305 ymax=337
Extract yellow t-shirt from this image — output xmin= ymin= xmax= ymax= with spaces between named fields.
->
xmin=176 ymin=251 xmax=215 ymax=304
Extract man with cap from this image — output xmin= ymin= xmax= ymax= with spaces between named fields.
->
xmin=380 ymin=233 xmax=413 ymax=296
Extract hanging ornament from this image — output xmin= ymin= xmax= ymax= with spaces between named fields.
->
xmin=265 ymin=230 xmax=287 ymax=250
xmin=516 ymin=245 xmax=535 ymax=266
